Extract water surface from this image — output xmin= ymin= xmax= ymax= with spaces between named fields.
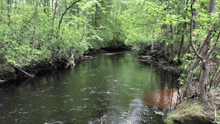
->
xmin=0 ymin=52 xmax=178 ymax=124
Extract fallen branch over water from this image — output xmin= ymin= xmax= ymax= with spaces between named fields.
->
xmin=10 ymin=64 xmax=35 ymax=78
xmin=0 ymin=80 xmax=6 ymax=83
xmin=0 ymin=79 xmax=7 ymax=85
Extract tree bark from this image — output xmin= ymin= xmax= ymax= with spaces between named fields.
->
xmin=208 ymin=0 xmax=216 ymax=13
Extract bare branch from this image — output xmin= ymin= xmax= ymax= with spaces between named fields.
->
xmin=190 ymin=18 xmax=203 ymax=60
xmin=58 ymin=0 xmax=81 ymax=30
xmin=207 ymin=31 xmax=220 ymax=59
xmin=189 ymin=0 xmax=203 ymax=60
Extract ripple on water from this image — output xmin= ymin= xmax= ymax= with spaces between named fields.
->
xmin=44 ymin=121 xmax=64 ymax=124
xmin=89 ymin=74 xmax=96 ymax=76
xmin=81 ymin=88 xmax=87 ymax=91
xmin=83 ymin=98 xmax=89 ymax=101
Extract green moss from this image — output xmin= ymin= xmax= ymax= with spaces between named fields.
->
xmin=165 ymin=119 xmax=175 ymax=124
xmin=165 ymin=100 xmax=205 ymax=123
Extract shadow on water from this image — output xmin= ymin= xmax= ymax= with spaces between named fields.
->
xmin=0 ymin=52 xmax=178 ymax=124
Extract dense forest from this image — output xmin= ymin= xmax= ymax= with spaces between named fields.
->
xmin=0 ymin=0 xmax=220 ymax=123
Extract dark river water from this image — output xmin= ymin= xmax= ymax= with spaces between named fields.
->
xmin=0 ymin=52 xmax=178 ymax=124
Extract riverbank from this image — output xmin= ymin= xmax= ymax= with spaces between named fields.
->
xmin=138 ymin=43 xmax=218 ymax=124
xmin=165 ymin=88 xmax=220 ymax=124
xmin=0 ymin=47 xmax=126 ymax=87
xmin=0 ymin=46 xmax=218 ymax=124
xmin=0 ymin=58 xmax=69 ymax=87
xmin=138 ymin=51 xmax=183 ymax=74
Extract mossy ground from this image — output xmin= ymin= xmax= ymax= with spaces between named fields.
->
xmin=165 ymin=88 xmax=220 ymax=124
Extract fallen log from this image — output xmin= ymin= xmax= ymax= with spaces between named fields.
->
xmin=10 ymin=64 xmax=34 ymax=78
xmin=0 ymin=80 xmax=6 ymax=83
xmin=0 ymin=79 xmax=7 ymax=85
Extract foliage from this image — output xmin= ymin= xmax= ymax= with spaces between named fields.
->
xmin=214 ymin=111 xmax=220 ymax=124
xmin=0 ymin=0 xmax=127 ymax=67
xmin=1 ymin=0 xmax=220 ymax=102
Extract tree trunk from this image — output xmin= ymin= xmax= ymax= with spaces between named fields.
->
xmin=52 ymin=0 xmax=58 ymax=34
xmin=8 ymin=0 xmax=12 ymax=26
xmin=151 ymin=28 xmax=154 ymax=53
xmin=193 ymin=0 xmax=199 ymax=30
xmin=52 ymin=0 xmax=54 ymax=12
xmin=33 ymin=1 xmax=38 ymax=47
xmin=178 ymin=22 xmax=186 ymax=62
xmin=200 ymin=61 xmax=209 ymax=101
xmin=187 ymin=0 xmax=217 ymax=101
xmin=170 ymin=24 xmax=174 ymax=59
xmin=95 ymin=4 xmax=98 ymax=27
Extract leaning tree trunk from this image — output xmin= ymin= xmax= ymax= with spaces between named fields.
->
xmin=187 ymin=0 xmax=217 ymax=101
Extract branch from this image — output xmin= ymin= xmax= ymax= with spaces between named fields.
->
xmin=207 ymin=30 xmax=220 ymax=59
xmin=190 ymin=22 xmax=203 ymax=60
xmin=208 ymin=62 xmax=220 ymax=92
xmin=58 ymin=0 xmax=81 ymax=30
xmin=189 ymin=0 xmax=203 ymax=60
xmin=198 ymin=31 xmax=212 ymax=54
xmin=0 ymin=80 xmax=6 ymax=84
xmin=79 ymin=33 xmax=84 ymax=42
xmin=10 ymin=64 xmax=35 ymax=78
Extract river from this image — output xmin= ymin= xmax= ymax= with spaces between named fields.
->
xmin=0 ymin=51 xmax=178 ymax=124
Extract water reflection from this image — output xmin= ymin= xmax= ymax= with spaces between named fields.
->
xmin=0 ymin=52 xmax=177 ymax=124
xmin=144 ymin=88 xmax=178 ymax=110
